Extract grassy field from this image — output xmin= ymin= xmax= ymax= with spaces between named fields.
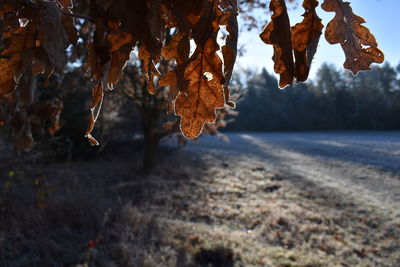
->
xmin=1 ymin=134 xmax=400 ymax=266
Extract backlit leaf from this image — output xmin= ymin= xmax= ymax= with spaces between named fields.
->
xmin=260 ymin=0 xmax=294 ymax=88
xmin=175 ymin=37 xmax=225 ymax=138
xmin=291 ymin=0 xmax=323 ymax=82
xmin=139 ymin=45 xmax=161 ymax=95
xmin=219 ymin=0 xmax=239 ymax=107
xmin=85 ymin=83 xmax=103 ymax=146
xmin=322 ymin=0 xmax=384 ymax=75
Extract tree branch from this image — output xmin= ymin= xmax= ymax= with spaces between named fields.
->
xmin=16 ymin=0 xmax=94 ymax=23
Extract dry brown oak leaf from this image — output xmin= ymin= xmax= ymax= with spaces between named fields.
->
xmin=260 ymin=0 xmax=294 ymax=88
xmin=291 ymin=0 xmax=324 ymax=82
xmin=174 ymin=37 xmax=225 ymax=139
xmin=322 ymin=0 xmax=384 ymax=74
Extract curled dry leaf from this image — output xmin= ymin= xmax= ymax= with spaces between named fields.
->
xmin=139 ymin=45 xmax=161 ymax=95
xmin=160 ymin=31 xmax=190 ymax=109
xmin=0 ymin=29 xmax=26 ymax=95
xmin=161 ymin=32 xmax=190 ymax=66
xmin=108 ymin=43 xmax=133 ymax=88
xmin=157 ymin=3 xmax=193 ymax=108
xmin=260 ymin=0 xmax=294 ymax=88
xmin=86 ymin=21 xmax=134 ymax=87
xmin=58 ymin=0 xmax=79 ymax=46
xmin=139 ymin=0 xmax=164 ymax=95
xmin=85 ymin=83 xmax=104 ymax=146
xmin=147 ymin=0 xmax=163 ymax=42
xmin=219 ymin=0 xmax=239 ymax=108
xmin=106 ymin=29 xmax=134 ymax=88
xmin=37 ymin=1 xmax=69 ymax=72
xmin=291 ymin=0 xmax=323 ymax=82
xmin=322 ymin=0 xmax=384 ymax=74
xmin=84 ymin=20 xmax=135 ymax=143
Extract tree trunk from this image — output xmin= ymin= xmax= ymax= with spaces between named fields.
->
xmin=141 ymin=106 xmax=160 ymax=172
xmin=143 ymin=122 xmax=158 ymax=172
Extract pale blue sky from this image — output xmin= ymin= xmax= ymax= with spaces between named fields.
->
xmin=236 ymin=0 xmax=400 ymax=79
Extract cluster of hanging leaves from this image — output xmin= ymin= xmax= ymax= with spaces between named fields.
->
xmin=120 ymin=61 xmax=240 ymax=146
xmin=260 ymin=0 xmax=384 ymax=88
xmin=0 ymin=0 xmax=384 ymax=149
xmin=0 ymin=0 xmax=74 ymax=148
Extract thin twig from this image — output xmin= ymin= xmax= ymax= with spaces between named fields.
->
xmin=62 ymin=11 xmax=94 ymax=23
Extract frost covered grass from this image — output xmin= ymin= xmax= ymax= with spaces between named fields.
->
xmin=1 ymin=134 xmax=400 ymax=266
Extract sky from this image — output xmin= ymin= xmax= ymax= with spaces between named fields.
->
xmin=236 ymin=0 xmax=400 ymax=80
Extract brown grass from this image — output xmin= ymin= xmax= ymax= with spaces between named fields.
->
xmin=0 ymin=142 xmax=399 ymax=266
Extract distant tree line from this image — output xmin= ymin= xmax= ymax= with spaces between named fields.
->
xmin=227 ymin=63 xmax=400 ymax=131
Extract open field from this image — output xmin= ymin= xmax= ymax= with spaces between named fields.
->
xmin=186 ymin=132 xmax=400 ymax=219
xmin=1 ymin=132 xmax=399 ymax=266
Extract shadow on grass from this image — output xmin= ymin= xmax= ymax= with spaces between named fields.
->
xmin=1 ymin=137 xmax=400 ymax=266
xmin=0 ymin=140 xmax=237 ymax=267
xmin=191 ymin=132 xmax=400 ymax=174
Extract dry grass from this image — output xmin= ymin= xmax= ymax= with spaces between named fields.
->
xmin=0 ymin=142 xmax=399 ymax=266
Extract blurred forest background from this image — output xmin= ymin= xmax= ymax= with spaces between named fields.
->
xmin=2 ymin=61 xmax=400 ymax=161
xmin=230 ymin=62 xmax=400 ymax=132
